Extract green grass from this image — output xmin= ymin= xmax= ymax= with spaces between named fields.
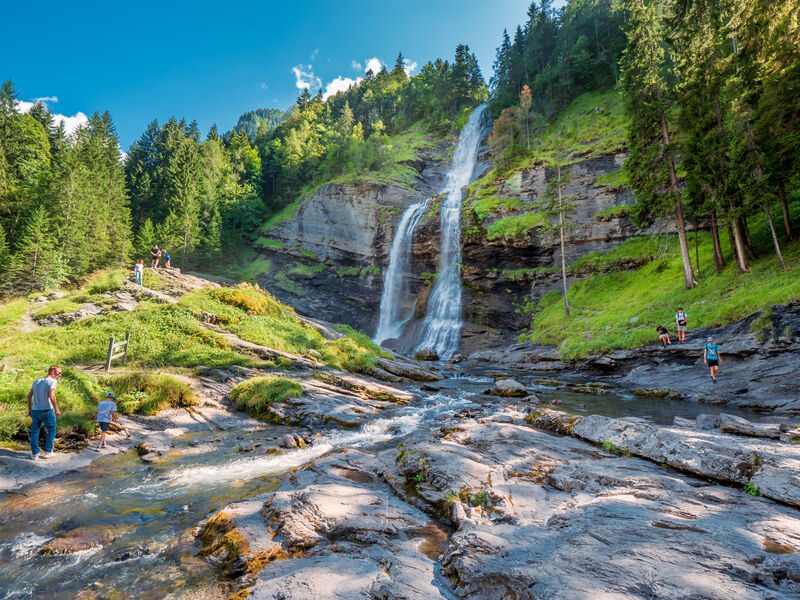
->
xmin=335 ymin=266 xmax=361 ymax=278
xmin=261 ymin=201 xmax=301 ymax=232
xmin=254 ymin=237 xmax=285 ymax=251
xmin=594 ymin=205 xmax=631 ymax=221
xmin=32 ymin=298 xmax=84 ymax=319
xmin=470 ymin=196 xmax=527 ymax=222
xmin=102 ymin=373 xmax=198 ymax=415
xmin=288 ymin=262 xmax=326 ymax=278
xmin=274 ymin=271 xmax=307 ymax=296
xmin=486 ymin=211 xmax=549 ymax=241
xmin=595 ymin=167 xmax=629 ymax=189
xmin=228 ymin=376 xmax=303 ymax=421
xmin=234 ymin=257 xmax=272 ymax=282
xmin=524 ymin=224 xmax=800 ymax=359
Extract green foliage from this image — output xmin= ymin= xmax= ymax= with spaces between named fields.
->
xmin=601 ymin=440 xmax=631 ymax=457
xmin=261 ymin=201 xmax=300 ymax=232
xmin=228 ymin=376 xmax=302 ymax=421
xmin=486 ymin=211 xmax=548 ymax=240
xmin=103 ymin=373 xmax=197 ymax=415
xmin=748 ymin=309 xmax=775 ymax=343
xmin=524 ymin=228 xmax=800 ymax=359
xmin=743 ymin=481 xmax=761 ymax=497
xmin=470 ymin=196 xmax=526 ymax=222
xmin=467 ymin=490 xmax=491 ymax=507
xmin=594 ymin=205 xmax=631 ymax=221
xmin=288 ymin=262 xmax=326 ymax=278
xmin=594 ymin=168 xmax=629 ymax=189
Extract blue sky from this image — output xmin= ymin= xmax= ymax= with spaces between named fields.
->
xmin=2 ymin=0 xmax=537 ymax=148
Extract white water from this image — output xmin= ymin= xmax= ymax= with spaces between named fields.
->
xmin=415 ymin=105 xmax=486 ymax=359
xmin=373 ymin=199 xmax=431 ymax=344
xmin=374 ymin=104 xmax=486 ymax=353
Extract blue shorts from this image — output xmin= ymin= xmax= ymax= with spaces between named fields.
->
xmin=98 ymin=422 xmax=111 ymax=432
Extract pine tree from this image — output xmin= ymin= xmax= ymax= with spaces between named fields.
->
xmin=621 ymin=0 xmax=695 ymax=289
xmin=5 ymin=206 xmax=66 ymax=294
xmin=135 ymin=218 xmax=157 ymax=259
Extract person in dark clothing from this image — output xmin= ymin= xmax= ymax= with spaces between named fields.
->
xmin=150 ymin=245 xmax=161 ymax=269
xmin=656 ymin=325 xmax=671 ymax=346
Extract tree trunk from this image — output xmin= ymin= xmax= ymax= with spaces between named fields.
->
xmin=731 ymin=217 xmax=751 ymax=272
xmin=778 ymin=182 xmax=793 ymax=241
xmin=764 ymin=205 xmax=787 ymax=270
xmin=710 ymin=211 xmax=725 ymax=273
xmin=660 ymin=114 xmax=695 ymax=289
xmin=742 ymin=217 xmax=757 ymax=260
xmin=557 ymin=163 xmax=570 ymax=317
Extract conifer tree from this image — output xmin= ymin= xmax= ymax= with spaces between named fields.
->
xmin=620 ymin=0 xmax=695 ymax=289
xmin=5 ymin=206 xmax=66 ymax=293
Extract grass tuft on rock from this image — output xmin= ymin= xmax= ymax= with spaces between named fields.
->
xmin=228 ymin=376 xmax=303 ymax=421
xmin=103 ymin=373 xmax=197 ymax=415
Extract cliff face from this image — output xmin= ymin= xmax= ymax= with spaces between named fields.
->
xmin=459 ymin=152 xmax=640 ymax=352
xmin=251 ymin=135 xmax=648 ymax=353
xmin=253 ymin=141 xmax=451 ymax=332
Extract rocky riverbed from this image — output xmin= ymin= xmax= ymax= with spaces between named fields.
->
xmin=3 ymin=361 xmax=798 ymax=599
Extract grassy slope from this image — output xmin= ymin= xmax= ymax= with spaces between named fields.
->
xmin=464 ymin=89 xmax=628 ymax=242
xmin=525 ymin=211 xmax=800 ymax=358
xmin=0 ymin=272 xmax=385 ymax=444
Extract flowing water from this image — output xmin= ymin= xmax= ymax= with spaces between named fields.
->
xmin=0 ymin=372 xmax=768 ymax=599
xmin=374 ymin=104 xmax=486 ymax=355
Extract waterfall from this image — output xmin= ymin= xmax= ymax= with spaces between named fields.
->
xmin=373 ymin=199 xmax=431 ymax=345
xmin=374 ymin=104 xmax=486 ymax=356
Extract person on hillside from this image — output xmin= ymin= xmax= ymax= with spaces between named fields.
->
xmin=150 ymin=245 xmax=161 ymax=269
xmin=675 ymin=307 xmax=688 ymax=343
xmin=703 ymin=336 xmax=722 ymax=383
xmin=133 ymin=258 xmax=144 ymax=285
xmin=94 ymin=391 xmax=123 ymax=450
xmin=27 ymin=365 xmax=63 ymax=460
xmin=162 ymin=249 xmax=171 ymax=269
xmin=656 ymin=325 xmax=671 ymax=346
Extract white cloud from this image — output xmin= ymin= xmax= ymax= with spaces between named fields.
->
xmin=310 ymin=48 xmax=319 ymax=60
xmin=322 ymin=76 xmax=362 ymax=100
xmin=34 ymin=95 xmax=59 ymax=104
xmin=351 ymin=60 xmax=362 ymax=71
xmin=403 ymin=59 xmax=418 ymax=76
xmin=292 ymin=64 xmax=321 ymax=91
xmin=15 ymin=99 xmax=88 ymax=137
xmin=255 ymin=82 xmax=268 ymax=90
xmin=364 ymin=57 xmax=384 ymax=75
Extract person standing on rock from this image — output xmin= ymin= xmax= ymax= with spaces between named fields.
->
xmin=150 ymin=245 xmax=161 ymax=269
xmin=703 ymin=336 xmax=722 ymax=383
xmin=133 ymin=259 xmax=144 ymax=286
xmin=675 ymin=307 xmax=688 ymax=343
xmin=94 ymin=391 xmax=120 ymax=451
xmin=27 ymin=365 xmax=63 ymax=460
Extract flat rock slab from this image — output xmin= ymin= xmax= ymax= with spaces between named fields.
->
xmin=529 ymin=409 xmax=800 ymax=507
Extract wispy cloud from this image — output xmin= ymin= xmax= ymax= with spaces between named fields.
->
xmin=322 ymin=76 xmax=361 ymax=100
xmin=310 ymin=48 xmax=319 ymax=60
xmin=15 ymin=98 xmax=88 ymax=137
xmin=292 ymin=64 xmax=321 ymax=91
xmin=364 ymin=57 xmax=384 ymax=74
xmin=351 ymin=60 xmax=362 ymax=71
xmin=402 ymin=59 xmax=418 ymax=76
xmin=255 ymin=82 xmax=269 ymax=91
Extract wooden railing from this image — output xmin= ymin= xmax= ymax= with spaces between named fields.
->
xmin=105 ymin=333 xmax=130 ymax=371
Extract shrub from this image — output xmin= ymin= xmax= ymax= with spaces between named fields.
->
xmin=209 ymin=285 xmax=285 ymax=317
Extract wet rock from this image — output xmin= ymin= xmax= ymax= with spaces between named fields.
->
xmin=282 ymin=435 xmax=298 ymax=449
xmin=446 ymin=353 xmax=464 ymax=365
xmin=40 ymin=526 xmax=128 ymax=555
xmin=673 ymin=416 xmax=695 ymax=428
xmin=376 ymin=357 xmax=442 ymax=382
xmin=490 ymin=379 xmax=527 ymax=398
xmin=413 ymin=349 xmax=439 ymax=362
xmin=135 ymin=443 xmax=152 ymax=456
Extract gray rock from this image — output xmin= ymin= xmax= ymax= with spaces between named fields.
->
xmin=413 ymin=349 xmax=439 ymax=362
xmin=696 ymin=413 xmax=722 ymax=430
xmin=719 ymin=413 xmax=783 ymax=439
xmin=491 ymin=379 xmax=527 ymax=397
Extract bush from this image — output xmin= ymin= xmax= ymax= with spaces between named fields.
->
xmin=103 ymin=373 xmax=197 ymax=415
xmin=228 ymin=376 xmax=302 ymax=421
xmin=208 ymin=285 xmax=286 ymax=317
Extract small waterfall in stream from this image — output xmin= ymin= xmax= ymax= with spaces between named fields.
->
xmin=374 ymin=104 xmax=486 ymax=357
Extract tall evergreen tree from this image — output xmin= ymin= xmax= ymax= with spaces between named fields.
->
xmin=620 ymin=0 xmax=696 ymax=289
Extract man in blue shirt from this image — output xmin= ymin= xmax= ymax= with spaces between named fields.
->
xmin=27 ymin=365 xmax=63 ymax=459
xmin=703 ymin=336 xmax=722 ymax=383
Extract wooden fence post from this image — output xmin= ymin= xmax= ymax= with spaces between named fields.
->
xmin=105 ymin=336 xmax=115 ymax=371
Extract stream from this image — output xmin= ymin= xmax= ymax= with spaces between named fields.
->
xmin=0 ymin=372 xmax=769 ymax=599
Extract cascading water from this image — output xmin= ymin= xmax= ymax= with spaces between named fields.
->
xmin=374 ymin=104 xmax=486 ymax=355
xmin=373 ymin=199 xmax=431 ymax=344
